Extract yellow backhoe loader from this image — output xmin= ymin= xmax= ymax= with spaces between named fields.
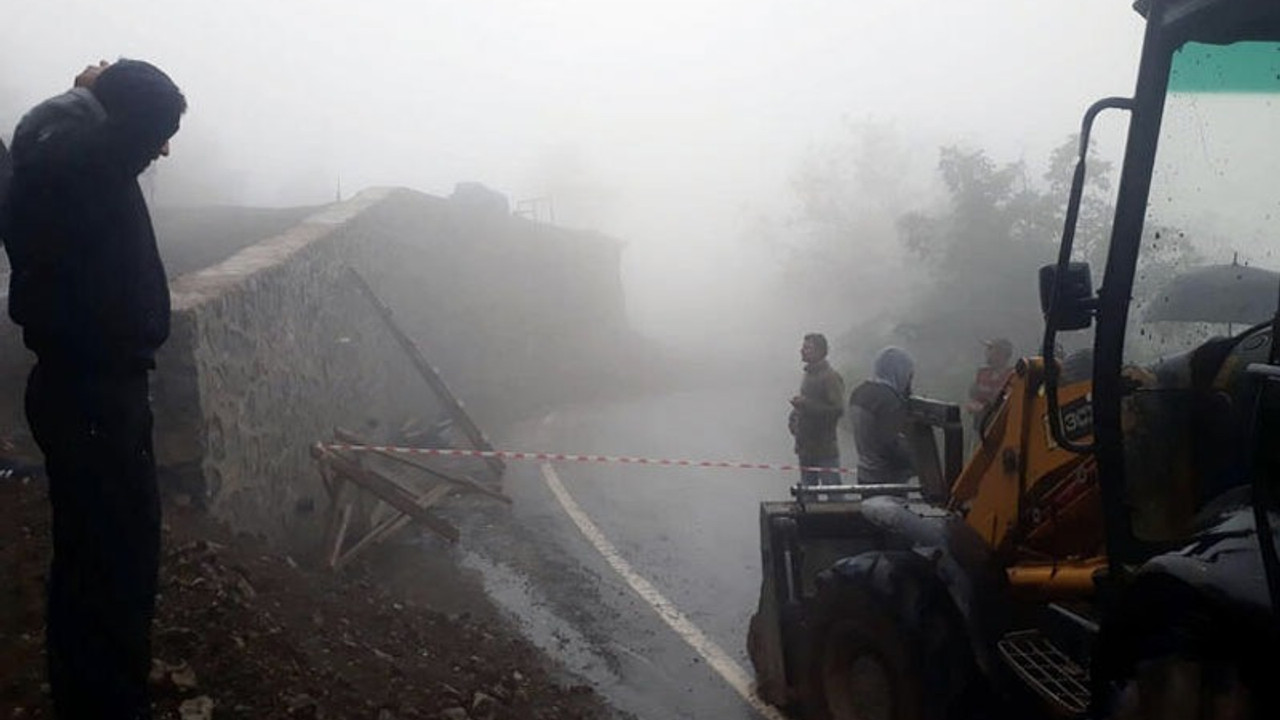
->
xmin=748 ymin=2 xmax=1280 ymax=718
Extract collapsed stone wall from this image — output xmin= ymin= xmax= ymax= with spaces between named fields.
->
xmin=0 ymin=186 xmax=641 ymax=544
xmin=152 ymin=190 xmax=440 ymax=542
xmin=347 ymin=190 xmax=649 ymax=430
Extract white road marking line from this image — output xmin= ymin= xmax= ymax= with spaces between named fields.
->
xmin=540 ymin=463 xmax=788 ymax=720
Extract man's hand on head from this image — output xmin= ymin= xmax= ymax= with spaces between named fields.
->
xmin=74 ymin=61 xmax=111 ymax=89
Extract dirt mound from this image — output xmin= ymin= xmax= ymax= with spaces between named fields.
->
xmin=0 ymin=476 xmax=619 ymax=719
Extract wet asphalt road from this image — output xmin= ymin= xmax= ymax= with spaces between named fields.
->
xmin=461 ymin=385 xmax=855 ymax=719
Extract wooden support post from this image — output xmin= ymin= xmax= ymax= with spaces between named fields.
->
xmin=333 ymin=427 xmax=512 ymax=504
xmin=374 ymin=448 xmax=513 ymax=504
xmin=311 ymin=443 xmax=460 ymax=543
xmin=332 ymin=483 xmax=453 ymax=571
xmin=319 ymin=474 xmax=349 ymax=565
xmin=317 ymin=462 xmax=336 ymax=499
xmin=327 ymin=504 xmax=353 ymax=569
xmin=346 ymin=268 xmax=506 ymax=479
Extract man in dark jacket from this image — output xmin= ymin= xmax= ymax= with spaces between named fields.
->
xmin=1 ymin=59 xmax=184 ymax=719
xmin=789 ymin=333 xmax=846 ymax=486
xmin=0 ymin=136 xmax=11 ymax=222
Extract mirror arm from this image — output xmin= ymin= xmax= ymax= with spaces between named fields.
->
xmin=1043 ymin=97 xmax=1133 ymax=455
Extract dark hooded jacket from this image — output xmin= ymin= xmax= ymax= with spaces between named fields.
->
xmin=849 ymin=346 xmax=915 ymax=484
xmin=0 ymin=137 xmax=10 ymax=227
xmin=1 ymin=87 xmax=170 ymax=370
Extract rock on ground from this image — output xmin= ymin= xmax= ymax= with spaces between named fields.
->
xmin=0 ymin=475 xmax=622 ymax=719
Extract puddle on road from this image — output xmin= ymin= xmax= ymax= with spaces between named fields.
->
xmin=456 ymin=550 xmax=616 ymax=686
xmin=456 ymin=550 xmax=703 ymax=719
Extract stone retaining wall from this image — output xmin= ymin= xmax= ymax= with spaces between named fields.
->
xmin=152 ymin=189 xmax=437 ymax=543
xmin=3 ymin=186 xmax=639 ymax=544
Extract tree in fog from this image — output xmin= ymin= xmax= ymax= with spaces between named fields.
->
xmin=877 ymin=136 xmax=1194 ymax=398
xmin=886 ymin=139 xmax=1111 ymax=396
xmin=776 ymin=121 xmax=926 ymax=344
xmin=788 ymin=133 xmax=1125 ymax=401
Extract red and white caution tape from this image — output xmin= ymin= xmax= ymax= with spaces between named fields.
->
xmin=321 ymin=443 xmax=855 ymax=475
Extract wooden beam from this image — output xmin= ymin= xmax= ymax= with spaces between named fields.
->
xmin=374 ymin=449 xmax=512 ymax=504
xmin=317 ymin=462 xmax=337 ymax=500
xmin=311 ymin=444 xmax=460 ymax=543
xmin=318 ymin=473 xmax=349 ymax=564
xmin=327 ymin=503 xmax=353 ymax=569
xmin=346 ymin=269 xmax=505 ymax=478
xmin=333 ymin=427 xmax=511 ymax=504
xmin=333 ymin=483 xmax=453 ymax=571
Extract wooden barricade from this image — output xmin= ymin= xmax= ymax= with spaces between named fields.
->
xmin=311 ymin=428 xmax=512 ymax=570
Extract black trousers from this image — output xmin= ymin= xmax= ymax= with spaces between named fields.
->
xmin=26 ymin=364 xmax=159 ymax=720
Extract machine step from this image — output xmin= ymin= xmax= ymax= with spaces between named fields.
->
xmin=997 ymin=629 xmax=1090 ymax=716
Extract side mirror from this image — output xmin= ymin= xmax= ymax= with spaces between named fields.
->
xmin=1040 ymin=262 xmax=1095 ymax=331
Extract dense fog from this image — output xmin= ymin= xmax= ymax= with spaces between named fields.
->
xmin=2 ymin=1 xmax=1155 ymax=398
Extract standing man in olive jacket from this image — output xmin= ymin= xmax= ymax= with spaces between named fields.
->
xmin=1 ymin=59 xmax=185 ymax=719
xmin=789 ymin=333 xmax=846 ymax=486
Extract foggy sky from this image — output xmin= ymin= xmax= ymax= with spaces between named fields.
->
xmin=2 ymin=1 xmax=1146 ymax=352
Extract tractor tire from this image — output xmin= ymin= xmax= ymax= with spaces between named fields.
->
xmin=747 ymin=609 xmax=763 ymax=669
xmin=800 ymin=553 xmax=988 ymax=720
xmin=1096 ymin=575 xmax=1274 ymax=720
xmin=802 ymin=580 xmax=923 ymax=720
xmin=747 ymin=610 xmax=777 ymax=703
xmin=749 ymin=601 xmax=815 ymax=711
xmin=1107 ymin=655 xmax=1257 ymax=720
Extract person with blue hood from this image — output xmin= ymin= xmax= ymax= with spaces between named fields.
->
xmin=848 ymin=346 xmax=917 ymax=485
xmin=1 ymin=59 xmax=185 ymax=719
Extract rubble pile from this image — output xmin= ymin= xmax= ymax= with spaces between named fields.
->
xmin=0 ymin=477 xmax=617 ymax=719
